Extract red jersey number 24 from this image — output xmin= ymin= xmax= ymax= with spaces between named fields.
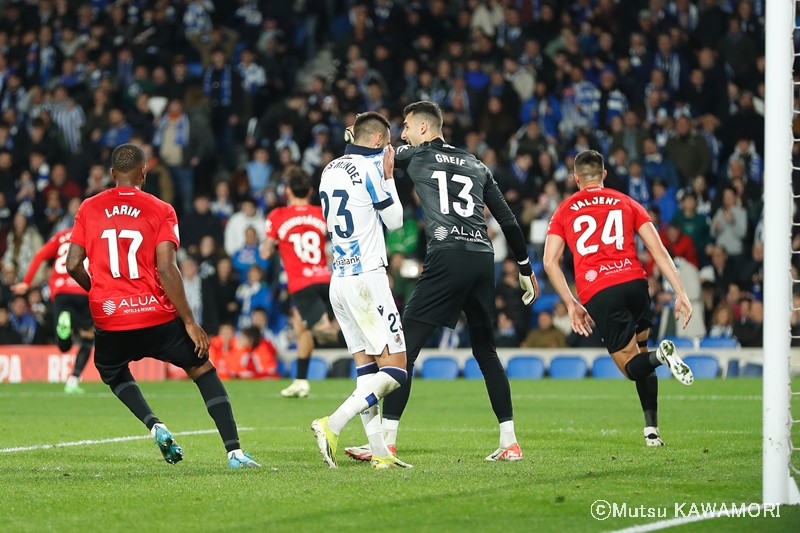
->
xmin=573 ymin=209 xmax=623 ymax=256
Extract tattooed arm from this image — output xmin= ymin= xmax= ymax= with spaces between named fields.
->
xmin=66 ymin=243 xmax=91 ymax=292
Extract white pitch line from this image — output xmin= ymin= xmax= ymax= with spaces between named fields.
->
xmin=605 ymin=505 xmax=762 ymax=533
xmin=0 ymin=427 xmax=253 ymax=454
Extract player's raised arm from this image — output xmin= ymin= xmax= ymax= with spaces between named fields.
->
xmin=155 ymin=240 xmax=209 ymax=355
xmin=638 ymin=221 xmax=693 ymax=329
xmin=374 ymin=145 xmax=403 ymax=230
xmin=66 ymin=243 xmax=92 ymax=292
xmin=483 ymin=169 xmax=539 ymax=305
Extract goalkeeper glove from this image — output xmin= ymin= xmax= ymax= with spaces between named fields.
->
xmin=519 ymin=273 xmax=540 ymax=306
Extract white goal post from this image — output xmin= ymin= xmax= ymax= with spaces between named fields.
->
xmin=763 ymin=0 xmax=800 ymax=506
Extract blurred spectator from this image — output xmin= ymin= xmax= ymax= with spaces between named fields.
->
xmin=210 ymin=180 xmax=234 ymax=223
xmin=208 ymin=322 xmax=237 ymax=379
xmin=521 ymin=310 xmax=566 ymax=348
xmin=734 ymin=298 xmax=762 ymax=347
xmin=233 ymin=326 xmax=279 ymax=379
xmin=43 ymin=164 xmax=81 ymax=199
xmin=180 ymin=257 xmax=217 ymax=334
xmin=551 ymin=301 xmax=572 ymax=337
xmin=210 ymin=257 xmax=240 ymax=327
xmin=3 ymin=213 xmax=44 ymax=284
xmin=700 ymin=245 xmax=736 ymax=301
xmin=708 ymin=302 xmax=735 ymax=338
xmin=642 ymin=138 xmax=680 ymax=190
xmin=626 ymin=162 xmax=651 ymax=208
xmin=494 ymin=309 xmax=520 ymax=348
xmin=0 ymin=304 xmax=23 ymax=344
xmin=671 ymin=192 xmax=710 ymax=263
xmin=9 ymin=295 xmax=40 ymax=345
xmin=152 ymin=99 xmax=198 ymax=216
xmin=235 ymin=264 xmax=271 ymax=330
xmin=661 ymin=222 xmax=698 ymax=268
xmin=664 ymin=116 xmax=710 ymax=184
xmin=204 ymin=48 xmax=242 ymax=171
xmin=246 ymin=146 xmax=273 ymax=197
xmin=224 ymin=197 xmax=264 ymax=256
xmin=710 ymin=186 xmax=748 ymax=260
xmin=651 ymin=180 xmax=678 ymax=225
xmin=182 ymin=195 xmax=224 ymax=255
xmin=231 ymin=226 xmax=270 ymax=281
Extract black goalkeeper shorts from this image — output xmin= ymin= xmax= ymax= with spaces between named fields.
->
xmin=404 ymin=249 xmax=495 ymax=329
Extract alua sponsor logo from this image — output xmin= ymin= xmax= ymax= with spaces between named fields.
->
xmin=450 ymin=226 xmax=484 ymax=240
xmin=102 ymin=295 xmax=160 ymax=315
xmin=599 ymin=258 xmax=633 ymax=273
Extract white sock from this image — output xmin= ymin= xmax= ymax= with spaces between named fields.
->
xmin=150 ymin=423 xmax=166 ymax=438
xmin=328 ymin=369 xmax=404 ymax=435
xmin=227 ymin=448 xmax=245 ymax=460
xmin=499 ymin=420 xmax=517 ymax=449
xmin=355 ymin=374 xmax=389 ymax=456
xmin=66 ymin=375 xmax=79 ymax=387
xmin=382 ymin=418 xmax=400 ymax=447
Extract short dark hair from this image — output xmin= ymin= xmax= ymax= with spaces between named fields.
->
xmin=573 ymin=150 xmax=604 ymax=180
xmin=286 ymin=167 xmax=312 ymax=198
xmin=111 ymin=144 xmax=145 ymax=173
xmin=403 ymin=101 xmax=443 ymax=131
xmin=241 ymin=326 xmax=262 ymax=347
xmin=353 ymin=111 xmax=391 ymax=143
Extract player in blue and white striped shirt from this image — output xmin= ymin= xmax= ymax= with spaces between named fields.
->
xmin=311 ymin=112 xmax=411 ymax=470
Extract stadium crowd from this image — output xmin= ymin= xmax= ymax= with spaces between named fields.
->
xmin=0 ymin=0 xmax=775 ymax=360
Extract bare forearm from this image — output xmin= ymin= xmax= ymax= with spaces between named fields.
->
xmin=159 ymin=264 xmax=197 ymax=324
xmin=651 ymin=244 xmax=686 ymax=296
xmin=65 ymin=244 xmax=91 ymax=292
xmin=544 ymin=262 xmax=576 ymax=308
xmin=68 ymin=266 xmax=91 ymax=292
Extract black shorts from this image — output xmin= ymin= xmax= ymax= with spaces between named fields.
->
xmin=291 ymin=283 xmax=332 ymax=328
xmin=94 ymin=317 xmax=208 ymax=384
xmin=583 ymin=279 xmax=653 ymax=354
xmin=53 ymin=293 xmax=93 ymax=332
xmin=404 ymin=249 xmax=495 ymax=329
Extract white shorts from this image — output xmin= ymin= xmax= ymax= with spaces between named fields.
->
xmin=329 ymin=271 xmax=406 ymax=356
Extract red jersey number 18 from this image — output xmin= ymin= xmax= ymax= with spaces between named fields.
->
xmin=288 ymin=231 xmax=321 ymax=263
xmin=101 ymin=229 xmax=143 ymax=279
xmin=573 ymin=209 xmax=624 ymax=256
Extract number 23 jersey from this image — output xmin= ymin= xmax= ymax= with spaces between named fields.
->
xmin=547 ymin=186 xmax=650 ymax=303
xmin=265 ymin=204 xmax=331 ymax=294
xmin=70 ymin=186 xmax=180 ymax=330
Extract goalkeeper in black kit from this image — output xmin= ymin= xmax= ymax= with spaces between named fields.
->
xmin=344 ymin=101 xmax=540 ymax=463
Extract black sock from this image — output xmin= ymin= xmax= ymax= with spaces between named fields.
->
xmin=72 ymin=339 xmax=92 ymax=378
xmin=382 ymin=318 xmax=436 ymax=420
xmin=635 ymin=372 xmax=658 ymax=427
xmin=110 ymin=370 xmax=160 ymax=430
xmin=296 ymin=357 xmax=310 ymax=380
xmin=194 ymin=368 xmax=240 ymax=452
xmin=624 ymin=351 xmax=661 ymax=380
xmin=470 ymin=326 xmax=513 ymax=422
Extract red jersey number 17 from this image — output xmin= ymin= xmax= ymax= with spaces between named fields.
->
xmin=101 ymin=229 xmax=143 ymax=279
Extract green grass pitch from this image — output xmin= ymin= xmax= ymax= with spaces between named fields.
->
xmin=0 ymin=378 xmax=798 ymax=533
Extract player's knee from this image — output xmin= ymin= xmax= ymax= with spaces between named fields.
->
xmin=622 ymin=360 xmax=637 ymax=381
xmin=379 ymin=366 xmax=408 ymax=389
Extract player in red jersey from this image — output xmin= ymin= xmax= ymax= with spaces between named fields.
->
xmin=261 ymin=167 xmax=337 ymax=398
xmin=65 ymin=144 xmax=259 ymax=468
xmin=12 ymin=228 xmax=93 ymax=394
xmin=544 ymin=150 xmax=694 ymax=447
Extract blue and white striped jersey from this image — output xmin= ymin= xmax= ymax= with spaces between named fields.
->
xmin=319 ymin=144 xmax=401 ymax=277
